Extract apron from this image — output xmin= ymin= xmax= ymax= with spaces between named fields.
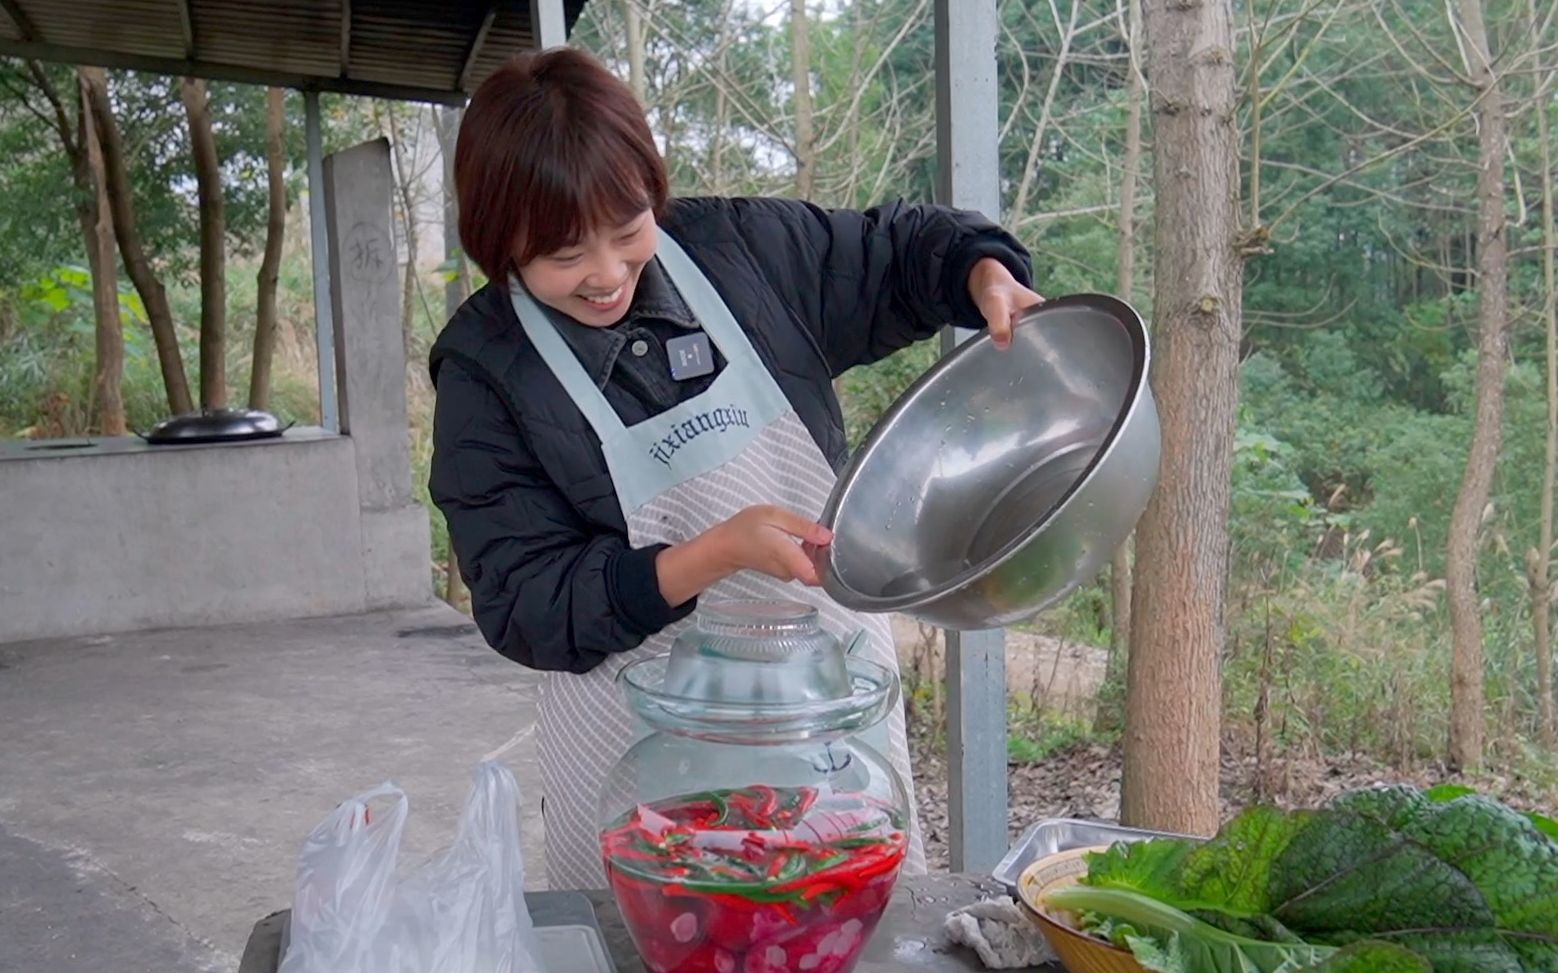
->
xmin=510 ymin=227 xmax=926 ymax=889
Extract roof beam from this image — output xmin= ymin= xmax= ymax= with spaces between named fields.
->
xmin=1 ymin=0 xmax=38 ymax=43
xmin=0 ymin=37 xmax=468 ymax=104
xmin=175 ymin=0 xmax=194 ymax=59
xmin=457 ymin=5 xmax=498 ymax=92
xmin=338 ymin=0 xmax=350 ymax=77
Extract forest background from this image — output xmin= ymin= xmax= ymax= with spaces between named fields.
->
xmin=2 ymin=0 xmax=1554 ymax=856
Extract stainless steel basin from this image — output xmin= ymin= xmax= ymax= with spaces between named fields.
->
xmin=820 ymin=294 xmax=1160 ymax=630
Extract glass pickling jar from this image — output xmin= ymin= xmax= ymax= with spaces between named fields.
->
xmin=597 ymin=600 xmax=909 ymax=973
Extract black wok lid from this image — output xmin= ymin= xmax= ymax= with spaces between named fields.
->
xmin=142 ymin=408 xmax=291 ymax=445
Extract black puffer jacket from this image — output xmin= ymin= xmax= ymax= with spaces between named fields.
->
xmin=429 ymin=195 xmax=1033 ymax=674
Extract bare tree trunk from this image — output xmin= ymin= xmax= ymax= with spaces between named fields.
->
xmin=438 ymin=104 xmax=471 ymax=613
xmin=625 ymin=0 xmax=647 ymax=103
xmin=1531 ymin=0 xmax=1556 ymax=746
xmin=711 ymin=88 xmax=729 ymax=192
xmin=786 ymin=0 xmax=838 ymax=398
xmin=1245 ymin=4 xmax=1264 ymax=230
xmin=1116 ymin=0 xmax=1145 ymax=312
xmin=386 ymin=106 xmax=421 ymax=349
xmin=839 ymin=0 xmax=865 ymax=205
xmin=1010 ymin=1 xmax=1081 ymax=223
xmin=790 ymin=0 xmax=816 ymax=200
xmin=181 ymin=77 xmax=227 ymax=410
xmin=1445 ymin=0 xmax=1508 ymax=773
xmin=250 ymin=87 xmax=287 ymax=411
xmin=1108 ymin=0 xmax=1145 ymax=693
xmin=83 ymin=68 xmax=193 ymax=416
xmin=1121 ymin=0 xmax=1242 ymax=837
xmin=438 ymin=107 xmax=466 ymax=316
xmin=26 ymin=63 xmax=124 ymax=435
xmin=77 ymin=71 xmax=125 ymax=436
xmin=709 ymin=0 xmax=734 ymax=194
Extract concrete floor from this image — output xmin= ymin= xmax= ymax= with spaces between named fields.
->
xmin=0 ymin=605 xmax=548 ymax=973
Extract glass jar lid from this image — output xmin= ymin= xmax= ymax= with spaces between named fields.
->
xmin=622 ymin=599 xmax=899 ymax=743
xmin=661 ymin=600 xmax=853 ymax=705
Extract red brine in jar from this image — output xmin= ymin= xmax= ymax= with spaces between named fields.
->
xmin=602 ymin=785 xmax=906 ymax=973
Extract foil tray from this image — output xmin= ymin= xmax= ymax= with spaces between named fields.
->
xmin=992 ymin=817 xmax=1191 ymax=891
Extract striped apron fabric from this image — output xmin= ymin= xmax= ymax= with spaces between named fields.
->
xmin=508 ymin=227 xmax=926 ymax=890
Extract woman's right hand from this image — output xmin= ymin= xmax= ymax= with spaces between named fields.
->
xmin=713 ymin=505 xmax=833 ymax=585
xmin=656 ymin=505 xmax=833 ymax=607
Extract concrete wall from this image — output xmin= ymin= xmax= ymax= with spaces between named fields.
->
xmin=0 ymin=138 xmax=432 ymax=644
xmin=0 ymin=433 xmax=379 ymax=642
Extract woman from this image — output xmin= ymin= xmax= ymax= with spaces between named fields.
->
xmin=430 ymin=47 xmax=1042 ymax=888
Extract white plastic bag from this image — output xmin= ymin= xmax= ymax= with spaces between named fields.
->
xmin=279 ymin=761 xmax=545 ymax=973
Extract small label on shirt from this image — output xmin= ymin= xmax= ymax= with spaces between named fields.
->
xmin=666 ymin=332 xmax=715 ymax=381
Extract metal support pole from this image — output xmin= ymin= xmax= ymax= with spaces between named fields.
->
xmin=933 ymin=0 xmax=1009 ymax=874
xmin=529 ymin=0 xmax=567 ymax=48
xmin=305 ymin=90 xmax=339 ymax=433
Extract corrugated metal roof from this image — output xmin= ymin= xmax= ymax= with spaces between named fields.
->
xmin=0 ymin=0 xmax=590 ymax=103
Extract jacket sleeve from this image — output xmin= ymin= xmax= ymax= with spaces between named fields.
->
xmin=698 ymin=196 xmax=1034 ymax=375
xmin=429 ymin=361 xmax=692 ymax=673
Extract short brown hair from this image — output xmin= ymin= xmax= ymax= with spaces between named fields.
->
xmin=455 ymin=48 xmax=669 ymax=282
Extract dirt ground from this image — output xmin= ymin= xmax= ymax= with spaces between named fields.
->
xmin=886 ymin=616 xmax=1555 ymax=870
xmin=908 ymin=732 xmax=1557 ymax=871
xmin=889 ymin=614 xmax=1108 ymax=720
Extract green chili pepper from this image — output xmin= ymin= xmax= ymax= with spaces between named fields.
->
xmin=601 ymin=784 xmax=908 ymax=912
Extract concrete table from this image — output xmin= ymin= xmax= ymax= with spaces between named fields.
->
xmin=238 ymin=874 xmax=1064 ymax=973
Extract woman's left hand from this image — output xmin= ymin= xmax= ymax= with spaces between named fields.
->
xmin=968 ymin=258 xmax=1045 ymax=350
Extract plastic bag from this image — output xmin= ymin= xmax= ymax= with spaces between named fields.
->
xmin=279 ymin=761 xmax=545 ymax=973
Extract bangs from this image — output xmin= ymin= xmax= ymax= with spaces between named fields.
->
xmin=514 ymin=131 xmax=656 ymax=264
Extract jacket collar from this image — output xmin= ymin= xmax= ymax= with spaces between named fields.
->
xmin=549 ymin=257 xmax=699 ymax=389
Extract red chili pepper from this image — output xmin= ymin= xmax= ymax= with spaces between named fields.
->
xmin=763 ymin=851 xmax=788 ymax=879
xmin=602 ymin=786 xmax=905 ymax=973
xmin=750 ymin=785 xmax=779 ymax=825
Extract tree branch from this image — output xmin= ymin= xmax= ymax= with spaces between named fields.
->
xmin=22 ymin=60 xmax=79 ymax=156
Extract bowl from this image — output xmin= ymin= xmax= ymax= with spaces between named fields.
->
xmin=1016 ymin=846 xmax=1146 ymax=973
xmin=820 ymin=294 xmax=1160 ymax=630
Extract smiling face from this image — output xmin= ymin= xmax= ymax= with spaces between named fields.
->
xmin=454 ymin=48 xmax=672 ymax=310
xmin=517 ymin=209 xmax=658 ymax=327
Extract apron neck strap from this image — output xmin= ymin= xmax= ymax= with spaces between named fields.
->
xmin=508 ymin=279 xmax=625 ymax=437
xmin=653 ymin=229 xmax=762 ymax=373
xmin=508 ymin=225 xmax=763 ymax=443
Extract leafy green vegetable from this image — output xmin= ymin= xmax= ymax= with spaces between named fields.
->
xmin=1300 ymin=942 xmax=1433 ymax=972
xmin=1044 ymin=885 xmax=1338 ymax=972
xmin=1047 ymin=785 xmax=1558 ymax=972
xmin=1426 ymin=784 xmax=1558 ymax=842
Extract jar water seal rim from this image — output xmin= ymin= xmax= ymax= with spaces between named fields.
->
xmin=696 ymin=600 xmax=820 ymax=643
xmin=617 ymin=654 xmax=899 ymax=743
